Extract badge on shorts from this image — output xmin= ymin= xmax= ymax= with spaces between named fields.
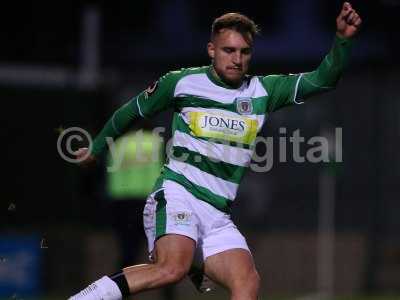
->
xmin=171 ymin=212 xmax=192 ymax=226
xmin=236 ymin=97 xmax=253 ymax=115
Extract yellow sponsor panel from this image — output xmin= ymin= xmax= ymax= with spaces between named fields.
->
xmin=188 ymin=112 xmax=258 ymax=144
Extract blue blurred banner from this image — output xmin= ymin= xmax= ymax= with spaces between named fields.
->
xmin=0 ymin=235 xmax=42 ymax=297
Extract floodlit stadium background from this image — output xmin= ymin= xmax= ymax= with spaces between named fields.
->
xmin=1 ymin=0 xmax=399 ymax=299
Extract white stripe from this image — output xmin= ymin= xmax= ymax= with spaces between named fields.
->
xmin=151 ymin=187 xmax=165 ymax=197
xmin=173 ymin=130 xmax=253 ymax=167
xmin=167 ymin=159 xmax=238 ymax=200
xmin=182 ymin=106 xmax=241 ymax=118
xmin=174 ymin=74 xmax=267 ymax=104
xmin=136 ymin=97 xmax=144 ymax=117
xmin=293 ymin=73 xmax=304 ymax=104
xmin=256 ymin=114 xmax=266 ymax=129
xmin=252 ymin=76 xmax=269 ymax=98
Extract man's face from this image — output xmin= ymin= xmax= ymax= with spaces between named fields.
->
xmin=208 ymin=29 xmax=253 ymax=87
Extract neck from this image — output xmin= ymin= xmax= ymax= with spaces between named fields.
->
xmin=211 ymin=66 xmax=242 ymax=89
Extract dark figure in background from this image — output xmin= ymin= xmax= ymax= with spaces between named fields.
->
xmin=106 ymin=129 xmax=163 ymax=266
xmin=106 ymin=127 xmax=175 ymax=299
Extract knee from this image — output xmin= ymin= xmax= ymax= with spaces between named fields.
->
xmin=233 ymin=269 xmax=260 ymax=295
xmin=249 ymin=270 xmax=261 ymax=292
xmin=157 ymin=263 xmax=188 ymax=284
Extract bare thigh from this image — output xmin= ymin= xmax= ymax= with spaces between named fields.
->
xmin=123 ymin=234 xmax=195 ymax=293
xmin=153 ymin=233 xmax=195 ymax=267
xmin=204 ymin=249 xmax=260 ymax=299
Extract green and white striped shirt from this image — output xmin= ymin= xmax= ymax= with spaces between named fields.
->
xmin=91 ymin=35 xmax=353 ymax=213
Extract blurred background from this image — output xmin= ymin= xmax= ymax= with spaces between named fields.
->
xmin=1 ymin=0 xmax=399 ymax=299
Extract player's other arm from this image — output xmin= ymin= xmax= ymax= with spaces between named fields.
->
xmin=74 ymin=72 xmax=178 ymax=165
xmin=297 ymin=2 xmax=362 ymax=100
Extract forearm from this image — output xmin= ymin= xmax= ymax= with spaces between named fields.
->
xmin=91 ymin=98 xmax=140 ymax=157
xmin=298 ymin=35 xmax=353 ymax=100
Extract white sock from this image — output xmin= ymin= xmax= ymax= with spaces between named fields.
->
xmin=69 ymin=276 xmax=123 ymax=300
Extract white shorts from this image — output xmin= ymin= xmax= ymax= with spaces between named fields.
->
xmin=143 ymin=180 xmax=250 ymax=263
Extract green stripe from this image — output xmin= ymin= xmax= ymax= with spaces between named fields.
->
xmin=174 ymin=95 xmax=267 ymax=115
xmin=162 ymin=167 xmax=232 ymax=214
xmin=252 ymin=96 xmax=269 ymax=116
xmin=175 ymin=96 xmax=236 ymax=112
xmin=172 ymin=146 xmax=246 ymax=184
xmin=155 ymin=190 xmax=167 ymax=238
xmin=173 ymin=114 xmax=253 ymax=149
xmin=152 ymin=175 xmax=164 ymax=193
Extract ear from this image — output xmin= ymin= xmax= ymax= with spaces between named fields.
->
xmin=207 ymin=42 xmax=215 ymax=59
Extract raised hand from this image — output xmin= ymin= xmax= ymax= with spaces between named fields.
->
xmin=73 ymin=147 xmax=97 ymax=166
xmin=336 ymin=2 xmax=362 ymax=39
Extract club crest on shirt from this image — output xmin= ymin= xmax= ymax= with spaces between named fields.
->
xmin=144 ymin=80 xmax=158 ymax=99
xmin=236 ymin=97 xmax=253 ymax=115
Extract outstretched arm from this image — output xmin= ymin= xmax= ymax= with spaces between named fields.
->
xmin=73 ymin=100 xmax=139 ymax=165
xmin=74 ymin=72 xmax=180 ymax=165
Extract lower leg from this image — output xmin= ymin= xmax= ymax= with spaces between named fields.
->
xmin=230 ymin=279 xmax=260 ymax=300
xmin=69 ymin=235 xmax=195 ymax=300
xmin=70 ymin=262 xmax=186 ymax=300
xmin=122 ymin=262 xmax=184 ymax=293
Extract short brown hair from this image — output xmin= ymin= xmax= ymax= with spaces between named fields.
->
xmin=211 ymin=13 xmax=259 ymax=42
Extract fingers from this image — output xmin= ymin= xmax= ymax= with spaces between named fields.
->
xmin=339 ymin=2 xmax=352 ymax=18
xmin=73 ymin=147 xmax=88 ymax=157
xmin=353 ymin=15 xmax=362 ymax=27
xmin=71 ymin=147 xmax=96 ymax=166
xmin=346 ymin=11 xmax=362 ymax=27
xmin=343 ymin=2 xmax=352 ymax=12
xmin=336 ymin=2 xmax=362 ymax=37
xmin=346 ymin=11 xmax=355 ymax=23
xmin=340 ymin=2 xmax=362 ymax=27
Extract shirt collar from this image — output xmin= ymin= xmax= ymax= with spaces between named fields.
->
xmin=206 ymin=65 xmax=242 ymax=90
